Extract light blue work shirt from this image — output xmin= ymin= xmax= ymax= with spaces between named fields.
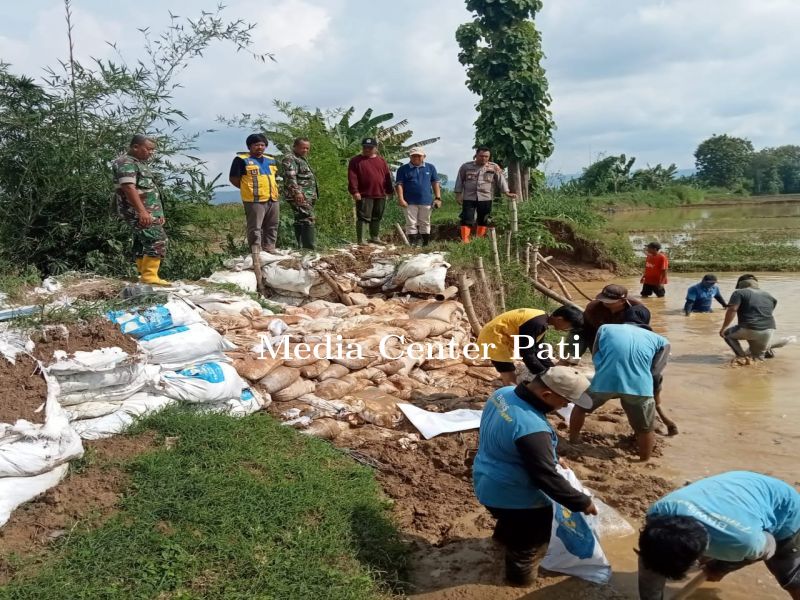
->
xmin=591 ymin=324 xmax=668 ymax=397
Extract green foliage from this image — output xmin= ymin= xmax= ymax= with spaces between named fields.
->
xmin=747 ymin=145 xmax=800 ymax=195
xmin=456 ymin=0 xmax=554 ymax=171
xmin=668 ymin=231 xmax=800 ymax=272
xmin=694 ymin=134 xmax=754 ymax=188
xmin=0 ymin=410 xmax=407 ymax=598
xmin=0 ymin=4 xmax=268 ymax=278
xmin=574 ymin=154 xmax=678 ymax=195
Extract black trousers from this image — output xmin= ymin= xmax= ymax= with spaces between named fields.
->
xmin=459 ymin=200 xmax=492 ymax=227
xmin=641 ymin=283 xmax=666 ymax=297
xmin=356 ymin=196 xmax=386 ymax=240
xmin=487 ymin=505 xmax=553 ymax=584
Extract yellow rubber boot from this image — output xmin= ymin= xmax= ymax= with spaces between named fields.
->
xmin=135 ymin=257 xmax=143 ymax=278
xmin=140 ymin=256 xmax=171 ymax=286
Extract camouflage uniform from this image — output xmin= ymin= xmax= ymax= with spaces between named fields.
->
xmin=281 ymin=153 xmax=319 ymax=249
xmin=112 ymin=154 xmax=168 ymax=259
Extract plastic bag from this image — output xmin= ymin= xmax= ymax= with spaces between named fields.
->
xmin=0 ymin=463 xmax=69 ymax=527
xmin=259 ymin=366 xmax=301 ymax=394
xmin=159 ymin=362 xmax=245 ymax=404
xmin=262 ymin=264 xmax=320 ymax=295
xmin=386 ymin=253 xmax=449 ymax=289
xmin=540 ymin=467 xmax=611 ymax=584
xmin=71 ymin=393 xmax=177 ymax=440
xmin=107 ymin=299 xmax=202 ymax=338
xmin=139 ymin=323 xmax=236 ymax=370
xmin=402 ymin=266 xmax=448 ymax=295
xmin=205 ymin=270 xmax=257 ymax=293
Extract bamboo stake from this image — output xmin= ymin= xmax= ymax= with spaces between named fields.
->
xmin=318 ymin=270 xmax=353 ymax=306
xmin=510 ymin=197 xmax=519 ymax=234
xmin=538 ymin=258 xmax=573 ymax=300
xmin=528 ymin=276 xmax=583 ymax=310
xmin=435 ymin=286 xmax=459 ymax=302
xmin=532 ymin=242 xmax=540 ymax=282
xmin=394 ymin=223 xmax=410 ymax=246
xmin=534 ymin=252 xmax=594 ymax=302
xmin=505 ymin=230 xmax=512 ymax=262
xmin=489 ymin=228 xmax=506 ymax=312
xmin=250 ymin=245 xmax=267 ymax=297
xmin=458 ymin=273 xmax=482 ymax=337
xmin=525 ymin=243 xmax=532 ymax=274
xmin=475 ymin=257 xmax=497 ymax=318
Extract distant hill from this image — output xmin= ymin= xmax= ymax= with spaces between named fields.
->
xmin=212 ymin=189 xmax=241 ymax=205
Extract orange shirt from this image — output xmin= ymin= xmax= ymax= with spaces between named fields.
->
xmin=643 ymin=252 xmax=669 ymax=285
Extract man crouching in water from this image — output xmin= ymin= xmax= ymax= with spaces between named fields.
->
xmin=473 ymin=367 xmax=598 ymax=586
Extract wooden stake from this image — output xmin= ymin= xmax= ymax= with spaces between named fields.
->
xmin=489 ymin=228 xmax=506 ymax=312
xmin=529 ymin=276 xmax=583 ymax=310
xmin=318 ymin=270 xmax=354 ymax=306
xmin=532 ymin=243 xmax=540 ymax=282
xmin=534 ymin=252 xmax=594 ymax=302
xmin=510 ymin=197 xmax=519 ymax=234
xmin=251 ymin=245 xmax=267 ymax=297
xmin=458 ymin=273 xmax=482 ymax=337
xmin=525 ymin=243 xmax=532 ymax=274
xmin=475 ymin=256 xmax=497 ymax=318
xmin=538 ymin=257 xmax=573 ymax=300
xmin=505 ymin=230 xmax=512 ymax=262
xmin=435 ymin=286 xmax=459 ymax=302
xmin=395 ymin=223 xmax=411 ymax=246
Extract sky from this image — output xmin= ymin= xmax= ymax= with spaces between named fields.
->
xmin=2 ymin=0 xmax=800 ymax=186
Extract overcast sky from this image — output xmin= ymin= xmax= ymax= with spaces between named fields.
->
xmin=2 ymin=0 xmax=799 ymax=185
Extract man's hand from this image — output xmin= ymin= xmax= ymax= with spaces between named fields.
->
xmin=719 ymin=328 xmax=727 ymax=338
xmin=640 ymin=276 xmax=645 ymax=284
xmin=558 ymin=457 xmax=569 ymax=469
xmin=506 ymin=192 xmax=517 ymax=199
xmin=353 ymin=193 xmax=362 ymax=202
xmin=583 ymin=502 xmax=598 ymax=516
xmin=703 ymin=566 xmax=728 ymax=582
xmin=398 ymin=199 xmax=408 ymax=208
xmin=294 ymin=192 xmax=306 ymax=204
xmin=138 ymin=211 xmax=154 ymax=227
xmin=433 ymin=199 xmax=442 ymax=209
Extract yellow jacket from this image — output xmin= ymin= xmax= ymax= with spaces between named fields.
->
xmin=477 ymin=308 xmax=546 ymax=363
xmin=237 ymin=153 xmax=279 ymax=202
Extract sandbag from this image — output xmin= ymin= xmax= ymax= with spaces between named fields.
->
xmin=54 ymin=361 xmax=157 ymax=396
xmin=159 ymin=361 xmax=245 ymax=404
xmin=418 ymin=318 xmax=454 ymax=336
xmin=259 ymin=366 xmax=301 ymax=394
xmin=352 ymin=388 xmax=403 ymax=429
xmin=300 ymin=359 xmax=330 ymax=379
xmin=329 ymin=355 xmax=374 ymax=370
xmin=315 ymin=376 xmax=358 ymax=400
xmin=272 ymin=379 xmax=316 ymax=403
xmin=47 ymin=347 xmax=131 ymax=377
xmin=407 ymin=300 xmax=463 ymax=324
xmin=0 ymin=463 xmax=69 ymax=527
xmin=139 ymin=323 xmax=237 ymax=370
xmin=71 ymin=393 xmax=177 ymax=440
xmin=389 ymin=319 xmax=431 ymax=341
xmin=283 ymin=351 xmax=320 ymax=368
xmin=204 ymin=312 xmax=252 ymax=333
xmin=208 ymin=386 xmax=267 ymax=417
xmin=107 ymin=299 xmax=202 ymax=338
xmin=540 ymin=467 xmax=611 ymax=584
xmin=185 ymin=293 xmax=264 ymax=316
xmin=205 ymin=270 xmax=257 ymax=293
xmin=300 ymin=418 xmax=349 ymax=441
xmin=233 ymin=355 xmax=283 ymax=382
xmin=386 ymin=253 xmax=448 ymax=289
xmin=65 ymin=401 xmax=121 ymax=420
xmin=262 ymin=264 xmax=320 ymax=295
xmin=402 ymin=265 xmax=448 ymax=295
xmin=467 ymin=366 xmax=500 ymax=382
xmin=348 ymin=367 xmax=387 ymax=383
xmin=422 ymin=358 xmax=465 ymax=371
xmin=318 ymin=363 xmax=350 ymax=381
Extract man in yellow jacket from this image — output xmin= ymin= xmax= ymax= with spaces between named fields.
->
xmin=477 ymin=307 xmax=584 ymax=386
xmin=229 ymin=133 xmax=280 ymax=253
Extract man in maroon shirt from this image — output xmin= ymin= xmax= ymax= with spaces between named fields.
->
xmin=348 ymin=137 xmax=394 ymax=244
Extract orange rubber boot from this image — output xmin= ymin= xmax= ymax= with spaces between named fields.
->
xmin=476 ymin=226 xmax=488 ymax=238
xmin=460 ymin=225 xmax=472 ymax=243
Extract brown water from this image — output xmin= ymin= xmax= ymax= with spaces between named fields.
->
xmin=580 ymin=272 xmax=800 ymax=599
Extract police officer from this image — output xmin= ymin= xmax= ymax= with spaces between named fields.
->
xmin=112 ymin=134 xmax=170 ymax=285
xmin=281 ymin=137 xmax=318 ymax=249
xmin=453 ymin=146 xmax=516 ymax=243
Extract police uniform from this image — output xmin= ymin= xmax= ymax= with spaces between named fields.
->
xmin=230 ymin=152 xmax=280 ymax=250
xmin=453 ymin=160 xmax=510 ymax=240
xmin=112 ymin=154 xmax=168 ymax=260
xmin=281 ymin=152 xmax=318 ymax=249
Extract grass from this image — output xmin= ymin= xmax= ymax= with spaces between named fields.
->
xmin=582 ymin=185 xmax=707 ymax=208
xmin=0 ymin=409 xmax=407 ymax=600
xmin=668 ymin=232 xmax=800 ymax=272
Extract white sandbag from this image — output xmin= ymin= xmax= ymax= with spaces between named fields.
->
xmin=159 ymin=362 xmax=245 ymax=404
xmin=262 ymin=265 xmax=320 ymax=295
xmin=0 ymin=463 xmax=69 ymax=527
xmin=407 ymin=300 xmax=464 ymax=324
xmin=107 ymin=299 xmax=202 ymax=338
xmin=206 ymin=386 xmax=266 ymax=417
xmin=65 ymin=401 xmax=121 ymax=420
xmin=272 ymin=379 xmax=316 ymax=402
xmin=361 ymin=262 xmax=396 ymax=280
xmin=398 ymin=403 xmax=482 ymax=439
xmin=385 ymin=253 xmax=449 ymax=289
xmin=185 ymin=293 xmax=265 ymax=316
xmin=139 ymin=323 xmax=236 ymax=370
xmin=47 ymin=347 xmax=131 ymax=376
xmin=402 ymin=266 xmax=448 ymax=295
xmin=57 ymin=364 xmax=160 ymax=403
xmin=205 ymin=270 xmax=257 ymax=293
xmin=71 ymin=393 xmax=177 ymax=440
xmin=540 ymin=467 xmax=611 ymax=584
xmin=0 ymin=326 xmax=34 ymax=364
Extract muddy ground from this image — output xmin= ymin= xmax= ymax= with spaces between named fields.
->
xmin=31 ymin=319 xmax=139 ymax=363
xmin=0 ymin=355 xmax=48 ymax=424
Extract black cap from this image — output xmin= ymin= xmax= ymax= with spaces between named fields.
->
xmin=361 ymin=137 xmax=378 ymax=147
xmin=702 ymin=274 xmax=718 ymax=283
xmin=596 ymin=284 xmax=628 ymax=303
xmin=623 ymin=304 xmax=652 ymax=330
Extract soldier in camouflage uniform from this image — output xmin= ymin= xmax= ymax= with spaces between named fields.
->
xmin=281 ymin=137 xmax=319 ymax=249
xmin=112 ymin=135 xmax=170 ymax=285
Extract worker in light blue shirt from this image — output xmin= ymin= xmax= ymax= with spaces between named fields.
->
xmin=684 ymin=273 xmax=728 ymax=316
xmin=638 ymin=471 xmax=800 ymax=599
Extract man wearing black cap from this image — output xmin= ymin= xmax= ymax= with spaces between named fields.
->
xmin=684 ymin=274 xmax=727 ymax=316
xmin=579 ymin=284 xmax=647 ymax=355
xmin=347 ymin=138 xmax=394 ymax=244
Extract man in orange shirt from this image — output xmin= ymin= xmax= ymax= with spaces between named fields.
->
xmin=640 ymin=242 xmax=668 ymax=298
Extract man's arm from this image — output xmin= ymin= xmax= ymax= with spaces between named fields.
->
xmin=281 ymin=156 xmax=304 ymax=205
xmin=454 ymin=165 xmax=465 ymax=204
xmin=496 ymin=169 xmax=515 ymax=197
xmin=638 ymin=556 xmax=667 ymax=600
xmin=714 ymin=289 xmax=728 ymax=308
xmin=514 ymin=432 xmax=594 ymax=513
xmin=719 ymin=304 xmax=739 ymax=337
xmin=431 ymin=166 xmax=442 ymax=208
xmin=395 ymin=178 xmax=407 ymax=207
xmin=228 ymin=157 xmax=243 ymax=189
xmin=650 ymin=344 xmax=670 ymax=393
xmin=347 ymin=157 xmax=361 ymax=199
xmin=518 ymin=318 xmax=553 ymax=374
xmin=121 ymin=183 xmax=153 ymax=227
xmin=659 ymin=255 xmax=669 ymax=285
xmin=684 ymin=287 xmax=697 ymax=316
xmin=383 ymin=159 xmax=394 ymax=196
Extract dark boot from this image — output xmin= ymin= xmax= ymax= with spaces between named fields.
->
xmin=293 ymin=222 xmax=303 ymax=247
xmin=408 ymin=233 xmax=418 ymax=246
xmin=504 ymin=547 xmax=539 ymax=586
xmin=299 ymin=222 xmax=316 ymax=250
xmin=368 ymin=218 xmax=382 ymax=243
xmin=421 ymin=234 xmax=431 ymax=247
xmin=356 ymin=221 xmax=366 ymax=245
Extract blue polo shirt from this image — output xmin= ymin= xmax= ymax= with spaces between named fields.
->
xmin=395 ymin=161 xmax=439 ymax=205
xmin=685 ymin=282 xmax=724 ymax=313
xmin=473 ymin=386 xmax=557 ymax=509
xmin=648 ymin=471 xmax=800 ymax=562
xmin=591 ymin=324 xmax=668 ymax=397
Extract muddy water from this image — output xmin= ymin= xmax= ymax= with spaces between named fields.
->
xmin=578 ymin=273 xmax=800 ymax=599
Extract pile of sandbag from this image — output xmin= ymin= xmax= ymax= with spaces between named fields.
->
xmin=228 ymin=296 xmax=496 ymax=439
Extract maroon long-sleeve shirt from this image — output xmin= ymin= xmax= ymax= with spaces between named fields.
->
xmin=347 ymin=154 xmax=394 ymax=197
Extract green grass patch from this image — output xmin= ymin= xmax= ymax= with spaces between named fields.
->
xmin=0 ymin=410 xmax=407 ymax=599
xmin=584 ymin=185 xmax=706 ymax=208
xmin=668 ymin=232 xmax=800 ymax=272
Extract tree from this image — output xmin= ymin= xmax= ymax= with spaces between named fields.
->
xmin=631 ymin=163 xmax=678 ymax=191
xmin=456 ymin=0 xmax=554 ymax=200
xmin=579 ymin=154 xmax=636 ymax=194
xmin=694 ymin=134 xmax=754 ymax=188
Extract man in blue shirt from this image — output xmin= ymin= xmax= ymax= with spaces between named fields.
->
xmin=569 ymin=316 xmax=671 ymax=462
xmin=474 ymin=366 xmax=598 ymax=586
xmin=684 ymin=274 xmax=728 ymax=316
xmin=638 ymin=471 xmax=800 ymax=599
xmin=395 ymin=147 xmax=441 ymax=247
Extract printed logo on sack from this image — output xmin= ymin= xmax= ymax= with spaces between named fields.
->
xmin=554 ymin=506 xmax=596 ymax=559
xmin=140 ymin=325 xmax=189 ymax=341
xmin=177 ymin=362 xmax=226 ymax=383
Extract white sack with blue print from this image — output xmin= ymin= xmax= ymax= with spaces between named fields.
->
xmin=158 ymin=362 xmax=245 ymax=404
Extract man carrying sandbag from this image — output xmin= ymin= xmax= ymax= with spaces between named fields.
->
xmin=638 ymin=471 xmax=800 ymax=599
xmin=473 ymin=366 xmax=598 ymax=586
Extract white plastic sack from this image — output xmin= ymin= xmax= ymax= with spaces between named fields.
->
xmin=139 ymin=323 xmax=236 ymax=370
xmin=402 ymin=266 xmax=448 ymax=295
xmin=57 ymin=364 xmax=160 ymax=406
xmin=540 ymin=467 xmax=611 ymax=584
xmin=262 ymin=264 xmax=320 ymax=296
xmin=207 ymin=386 xmax=266 ymax=417
xmin=386 ymin=253 xmax=449 ymax=289
xmin=0 ymin=326 xmax=34 ymax=364
xmin=397 ymin=403 xmax=482 ymax=439
xmin=183 ymin=292 xmax=266 ymax=316
xmin=206 ymin=270 xmax=257 ymax=293
xmin=107 ymin=299 xmax=202 ymax=338
xmin=71 ymin=393 xmax=177 ymax=440
xmin=159 ymin=362 xmax=245 ymax=404
xmin=48 ymin=347 xmax=131 ymax=376
xmin=0 ymin=463 xmax=69 ymax=527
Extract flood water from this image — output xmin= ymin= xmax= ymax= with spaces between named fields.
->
xmin=578 ymin=273 xmax=800 ymax=599
xmin=606 ymin=202 xmax=800 ymax=253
